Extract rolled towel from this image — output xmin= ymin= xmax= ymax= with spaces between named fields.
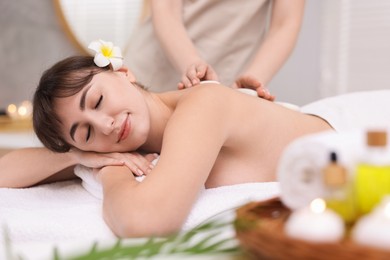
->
xmin=74 ymin=165 xmax=146 ymax=199
xmin=277 ymin=130 xmax=365 ymax=210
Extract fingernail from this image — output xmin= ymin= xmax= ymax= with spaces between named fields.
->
xmin=258 ymin=89 xmax=264 ymax=95
xmin=149 ymin=164 xmax=155 ymax=169
xmin=137 ymin=169 xmax=144 ymax=176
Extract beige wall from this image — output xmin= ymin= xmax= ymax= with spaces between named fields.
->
xmin=0 ymin=0 xmax=322 ymax=109
xmin=0 ymin=0 xmax=79 ymax=109
xmin=268 ymin=0 xmax=321 ymax=105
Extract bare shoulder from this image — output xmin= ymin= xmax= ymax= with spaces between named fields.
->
xmin=176 ymin=83 xmax=238 ymax=111
xmin=179 ymin=83 xmax=229 ymax=98
xmin=158 ymin=83 xmax=234 ymax=172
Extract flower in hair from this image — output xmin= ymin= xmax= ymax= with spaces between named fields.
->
xmin=88 ymin=39 xmax=123 ymax=71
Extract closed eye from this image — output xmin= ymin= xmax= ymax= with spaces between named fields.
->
xmin=95 ymin=95 xmax=103 ymax=109
xmin=86 ymin=95 xmax=102 ymax=142
xmin=86 ymin=125 xmax=91 ymax=142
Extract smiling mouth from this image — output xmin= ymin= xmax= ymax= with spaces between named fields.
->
xmin=117 ymin=114 xmax=130 ymax=143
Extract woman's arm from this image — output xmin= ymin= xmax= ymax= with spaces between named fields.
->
xmin=0 ymin=147 xmax=157 ymax=188
xmin=0 ymin=147 xmax=77 ymax=188
xmin=100 ymin=86 xmax=232 ymax=237
xmin=233 ymin=0 xmax=305 ymax=92
xmin=151 ymin=0 xmax=218 ymax=88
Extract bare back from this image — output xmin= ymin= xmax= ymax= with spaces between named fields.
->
xmin=158 ymin=83 xmax=332 ymax=188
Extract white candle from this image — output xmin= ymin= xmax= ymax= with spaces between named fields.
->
xmin=352 ymin=197 xmax=390 ymax=250
xmin=285 ymin=198 xmax=345 ymax=243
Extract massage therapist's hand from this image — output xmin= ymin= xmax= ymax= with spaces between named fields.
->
xmin=177 ymin=59 xmax=219 ymax=89
xmin=71 ymin=149 xmax=158 ymax=176
xmin=232 ymin=74 xmax=275 ymax=101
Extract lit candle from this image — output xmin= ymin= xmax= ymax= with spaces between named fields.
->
xmin=6 ymin=103 xmax=18 ymax=119
xmin=6 ymin=101 xmax=32 ymax=120
xmin=17 ymin=100 xmax=32 ymax=119
xmin=352 ymin=196 xmax=390 ymax=250
xmin=285 ymin=198 xmax=345 ymax=243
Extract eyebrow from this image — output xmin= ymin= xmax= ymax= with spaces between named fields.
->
xmin=69 ymin=84 xmax=92 ymax=141
xmin=80 ymin=84 xmax=92 ymax=111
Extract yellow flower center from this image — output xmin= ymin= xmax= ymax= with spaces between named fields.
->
xmin=100 ymin=45 xmax=113 ymax=58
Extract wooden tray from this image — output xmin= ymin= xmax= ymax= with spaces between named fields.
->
xmin=234 ymin=197 xmax=390 ymax=260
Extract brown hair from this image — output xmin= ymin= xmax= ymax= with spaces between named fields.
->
xmin=33 ymin=56 xmax=109 ymax=152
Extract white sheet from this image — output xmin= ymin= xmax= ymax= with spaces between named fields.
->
xmin=0 ymin=179 xmax=279 ymax=259
xmin=301 ymin=90 xmax=390 ymax=132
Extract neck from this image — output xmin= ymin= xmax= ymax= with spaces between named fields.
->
xmin=138 ymin=91 xmax=175 ymax=153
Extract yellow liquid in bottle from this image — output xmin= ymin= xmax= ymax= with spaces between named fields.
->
xmin=355 ymin=164 xmax=390 ymax=215
xmin=326 ymin=185 xmax=357 ymax=223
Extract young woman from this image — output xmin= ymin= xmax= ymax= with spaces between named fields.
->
xmin=0 ymin=56 xmax=332 ymax=237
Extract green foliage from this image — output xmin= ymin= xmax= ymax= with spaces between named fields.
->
xmin=2 ymin=216 xmax=240 ymax=259
xmin=65 ymin=219 xmax=240 ymax=260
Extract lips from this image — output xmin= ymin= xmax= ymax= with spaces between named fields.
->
xmin=117 ymin=114 xmax=130 ymax=143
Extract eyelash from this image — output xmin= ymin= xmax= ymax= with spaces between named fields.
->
xmin=95 ymin=95 xmax=103 ymax=109
xmin=86 ymin=95 xmax=103 ymax=142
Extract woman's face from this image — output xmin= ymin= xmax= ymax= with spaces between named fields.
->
xmin=54 ymin=70 xmax=151 ymax=153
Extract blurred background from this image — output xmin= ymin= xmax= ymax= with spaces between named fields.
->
xmin=0 ymin=0 xmax=389 ymax=110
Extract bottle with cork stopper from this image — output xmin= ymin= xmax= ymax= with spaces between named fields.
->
xmin=323 ymin=151 xmax=357 ymax=223
xmin=355 ymin=129 xmax=390 ymax=215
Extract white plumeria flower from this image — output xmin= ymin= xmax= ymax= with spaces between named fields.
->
xmin=88 ymin=39 xmax=123 ymax=71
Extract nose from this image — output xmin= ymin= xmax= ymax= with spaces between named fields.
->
xmin=89 ymin=113 xmax=114 ymax=135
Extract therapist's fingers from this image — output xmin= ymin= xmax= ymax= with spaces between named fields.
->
xmin=235 ymin=76 xmax=262 ymax=90
xmin=186 ymin=65 xmax=201 ymax=86
xmin=195 ymin=64 xmax=208 ymax=79
xmin=179 ymin=75 xmax=193 ymax=89
xmin=179 ymin=65 xmax=199 ymax=89
xmin=203 ymin=65 xmax=219 ymax=82
xmin=257 ymin=87 xmax=275 ymax=101
xmin=177 ymin=82 xmax=185 ymax=90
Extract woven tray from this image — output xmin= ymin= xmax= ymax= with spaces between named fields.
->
xmin=234 ymin=197 xmax=390 ymax=260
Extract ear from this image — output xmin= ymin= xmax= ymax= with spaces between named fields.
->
xmin=116 ymin=66 xmax=137 ymax=83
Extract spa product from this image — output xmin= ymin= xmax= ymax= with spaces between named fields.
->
xmin=323 ymin=151 xmax=357 ymax=223
xmin=285 ymin=198 xmax=345 ymax=243
xmin=278 ymin=130 xmax=363 ymax=210
xmin=355 ymin=130 xmax=390 ymax=215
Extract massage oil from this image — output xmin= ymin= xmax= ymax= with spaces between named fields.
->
xmin=323 ymin=151 xmax=357 ymax=223
xmin=355 ymin=130 xmax=390 ymax=215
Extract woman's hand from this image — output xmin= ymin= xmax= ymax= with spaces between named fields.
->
xmin=178 ymin=60 xmax=219 ymax=89
xmin=232 ymin=74 xmax=276 ymax=101
xmin=71 ymin=149 xmax=158 ymax=176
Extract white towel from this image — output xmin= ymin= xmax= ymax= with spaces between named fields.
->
xmin=74 ymin=164 xmax=279 ymax=230
xmin=301 ymin=90 xmax=390 ymax=132
xmin=74 ymin=165 xmax=145 ymax=200
xmin=0 ymin=172 xmax=279 ymax=259
xmin=277 ymin=130 xmax=365 ymax=210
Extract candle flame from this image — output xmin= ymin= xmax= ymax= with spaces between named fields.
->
xmin=310 ymin=198 xmax=326 ymax=214
xmin=7 ymin=104 xmax=17 ymax=114
xmin=18 ymin=106 xmax=27 ymax=116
